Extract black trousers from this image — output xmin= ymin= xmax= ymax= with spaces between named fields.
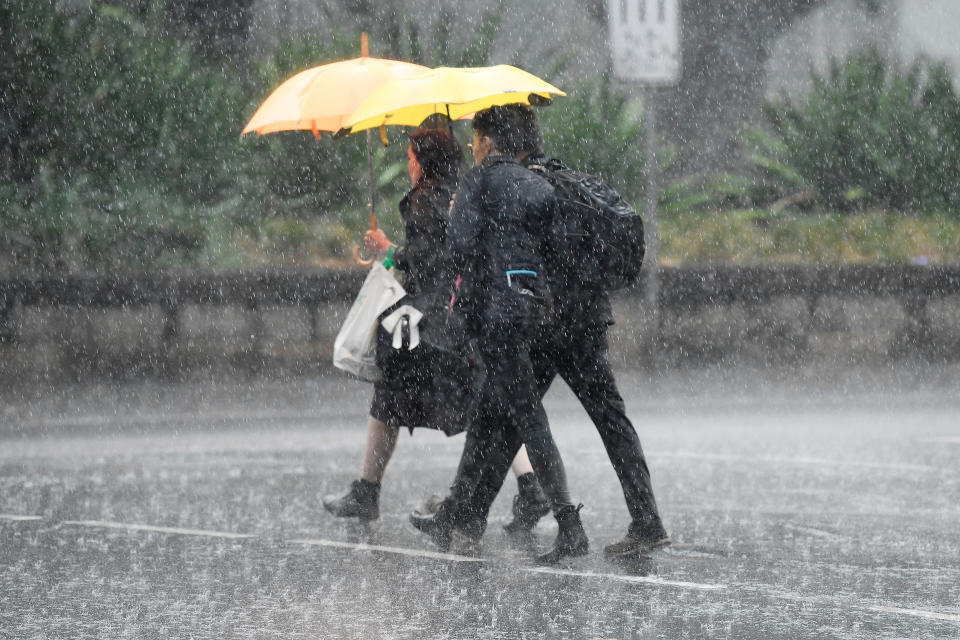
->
xmin=466 ymin=324 xmax=667 ymax=540
xmin=447 ymin=324 xmax=573 ymax=520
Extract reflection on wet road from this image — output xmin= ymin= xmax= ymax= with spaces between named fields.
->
xmin=2 ymin=369 xmax=959 ymax=638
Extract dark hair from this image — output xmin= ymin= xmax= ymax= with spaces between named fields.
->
xmin=471 ymin=104 xmax=542 ymax=156
xmin=409 ymin=128 xmax=463 ymax=182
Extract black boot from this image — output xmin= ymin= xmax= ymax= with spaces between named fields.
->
xmin=412 ymin=494 xmax=444 ymax=516
xmin=322 ymin=479 xmax=380 ymax=522
xmin=503 ymin=472 xmax=551 ymax=534
xmin=409 ymin=497 xmax=456 ymax=551
xmin=535 ymin=504 xmax=589 ymax=565
xmin=604 ymin=519 xmax=671 ymax=558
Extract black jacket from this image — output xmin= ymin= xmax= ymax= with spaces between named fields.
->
xmin=522 ymin=152 xmax=615 ymax=330
xmin=393 ymin=177 xmax=456 ymax=300
xmin=447 ymin=155 xmax=555 ymax=331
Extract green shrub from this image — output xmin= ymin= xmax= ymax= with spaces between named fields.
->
xmin=659 ymin=209 xmax=960 ymax=265
xmin=2 ymin=1 xmax=247 ymax=201
xmin=0 ymin=167 xmax=209 ymax=274
xmin=1 ymin=1 xmax=240 ymax=272
xmin=749 ymin=47 xmax=960 ymax=213
xmin=0 ymin=168 xmax=86 ymax=274
xmin=539 ymin=77 xmax=647 ymax=203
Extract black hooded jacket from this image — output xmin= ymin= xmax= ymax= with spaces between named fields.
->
xmin=447 ymin=154 xmax=555 ymax=330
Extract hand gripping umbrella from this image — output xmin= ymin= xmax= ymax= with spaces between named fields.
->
xmin=242 ymin=34 xmax=428 ymax=264
xmin=342 ymin=64 xmax=565 ymax=133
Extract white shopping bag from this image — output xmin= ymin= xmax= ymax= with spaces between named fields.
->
xmin=333 ymin=262 xmax=406 ymax=381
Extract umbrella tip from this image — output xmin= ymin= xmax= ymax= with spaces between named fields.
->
xmin=361 ymin=32 xmax=369 ymax=57
xmin=528 ymin=93 xmax=554 ymax=107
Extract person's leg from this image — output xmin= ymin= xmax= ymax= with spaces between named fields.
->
xmin=410 ymin=333 xmax=571 ymax=551
xmin=451 ymin=385 xmax=584 ymax=565
xmin=323 ymin=416 xmax=399 ymax=521
xmin=361 ymin=417 xmax=400 ymax=483
xmin=411 ymin=326 xmax=584 ymax=561
xmin=502 ymin=445 xmax=551 ymax=533
xmin=484 ymin=331 xmax=586 ymax=564
xmin=556 ymin=330 xmax=669 ymax=552
xmin=511 ymin=445 xmax=534 ymax=476
xmin=493 ymin=343 xmax=572 ymax=514
xmin=459 ymin=426 xmax=521 ymax=530
xmin=499 ymin=335 xmax=558 ymax=531
xmin=410 ymin=409 xmax=518 ymax=549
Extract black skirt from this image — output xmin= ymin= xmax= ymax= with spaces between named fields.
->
xmin=368 ymin=307 xmax=484 ymax=436
xmin=369 ymin=324 xmax=434 ymax=429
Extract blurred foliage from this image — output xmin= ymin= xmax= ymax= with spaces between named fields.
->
xmin=739 ymin=47 xmax=960 ymax=213
xmin=1 ymin=1 xmax=246 ymax=201
xmin=0 ymin=166 xmax=211 ymax=275
xmin=660 ymin=209 xmax=960 ymax=265
xmin=0 ymin=0 xmax=504 ymax=275
xmin=1 ymin=1 xmax=239 ymax=273
xmin=5 ymin=3 xmax=960 ymax=275
xmin=539 ymin=76 xmax=649 ymax=203
xmin=537 ymin=74 xmax=713 ymax=216
xmin=398 ymin=5 xmax=501 ymax=67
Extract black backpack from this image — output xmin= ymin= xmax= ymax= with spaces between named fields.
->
xmin=529 ymin=158 xmax=645 ymax=291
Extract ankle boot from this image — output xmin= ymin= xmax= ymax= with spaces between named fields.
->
xmin=409 ymin=497 xmax=456 ymax=551
xmin=535 ymin=504 xmax=589 ymax=565
xmin=503 ymin=473 xmax=551 ymax=534
xmin=322 ymin=479 xmax=380 ymax=522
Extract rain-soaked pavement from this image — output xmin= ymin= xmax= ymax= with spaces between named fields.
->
xmin=1 ymin=364 xmax=959 ymax=639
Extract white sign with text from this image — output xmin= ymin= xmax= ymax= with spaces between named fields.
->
xmin=608 ymin=0 xmax=681 ymax=84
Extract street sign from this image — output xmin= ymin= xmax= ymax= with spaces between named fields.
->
xmin=606 ymin=1 xmax=681 ymax=359
xmin=608 ymin=0 xmax=681 ymax=84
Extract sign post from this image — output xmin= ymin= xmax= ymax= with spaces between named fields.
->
xmin=607 ymin=0 xmax=681 ymax=348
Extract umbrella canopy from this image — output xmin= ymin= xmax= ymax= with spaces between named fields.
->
xmin=343 ymin=64 xmax=565 ymax=133
xmin=241 ymin=35 xmax=430 ymax=264
xmin=241 ymin=41 xmax=428 ymax=138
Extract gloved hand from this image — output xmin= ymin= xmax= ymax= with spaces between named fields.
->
xmin=364 ymin=229 xmax=393 ymax=257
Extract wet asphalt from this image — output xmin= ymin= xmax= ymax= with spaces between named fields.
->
xmin=1 ymin=365 xmax=959 ymax=639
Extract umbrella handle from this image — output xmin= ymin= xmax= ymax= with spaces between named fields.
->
xmin=360 ymin=189 xmax=376 ymax=264
xmin=352 ymin=245 xmax=375 ymax=266
xmin=356 ymin=121 xmax=376 ymax=264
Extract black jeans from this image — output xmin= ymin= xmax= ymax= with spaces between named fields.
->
xmin=467 ymin=324 xmax=667 ymax=540
xmin=447 ymin=323 xmax=573 ymax=520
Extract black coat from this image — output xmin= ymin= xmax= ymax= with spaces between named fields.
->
xmin=447 ymin=155 xmax=555 ymax=332
xmin=374 ymin=175 xmax=479 ymax=434
xmin=393 ymin=177 xmax=456 ymax=300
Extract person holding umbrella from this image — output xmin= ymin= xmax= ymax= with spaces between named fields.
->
xmin=323 ymin=123 xmax=552 ymax=524
xmin=322 ymin=127 xmax=465 ymax=520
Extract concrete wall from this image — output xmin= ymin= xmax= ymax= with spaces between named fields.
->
xmin=2 ymin=292 xmax=957 ymax=385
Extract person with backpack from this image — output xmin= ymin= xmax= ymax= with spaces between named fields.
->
xmin=409 ymin=105 xmax=589 ymax=565
xmin=414 ymin=105 xmax=670 ymax=559
xmin=522 ymin=108 xmax=669 ymax=557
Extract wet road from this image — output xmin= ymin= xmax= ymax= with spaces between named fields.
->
xmin=2 ymin=366 xmax=959 ymax=639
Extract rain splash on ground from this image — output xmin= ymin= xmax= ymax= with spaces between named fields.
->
xmin=1 ymin=364 xmax=959 ymax=639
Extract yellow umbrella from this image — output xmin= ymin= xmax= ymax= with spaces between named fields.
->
xmin=343 ymin=64 xmax=565 ymax=133
xmin=242 ymin=35 xmax=428 ymax=138
xmin=242 ymin=35 xmax=428 ymax=263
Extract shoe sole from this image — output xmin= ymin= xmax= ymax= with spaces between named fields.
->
xmin=534 ymin=545 xmax=589 ymax=566
xmin=321 ymin=501 xmax=378 ymax=522
xmin=603 ymin=537 xmax=671 ymax=558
